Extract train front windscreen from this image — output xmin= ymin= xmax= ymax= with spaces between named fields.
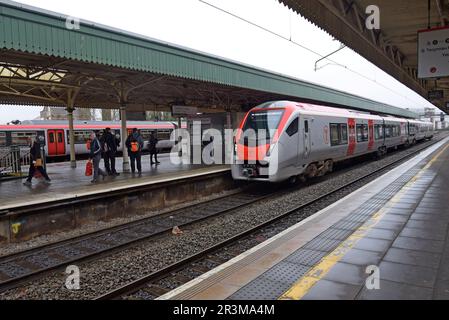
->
xmin=241 ymin=110 xmax=284 ymax=144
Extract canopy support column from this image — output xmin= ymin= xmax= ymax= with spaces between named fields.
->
xmin=66 ymin=89 xmax=79 ymax=169
xmin=120 ymin=104 xmax=130 ymax=172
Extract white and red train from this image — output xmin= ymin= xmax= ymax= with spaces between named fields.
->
xmin=0 ymin=120 xmax=181 ymax=158
xmin=232 ymin=101 xmax=434 ymax=183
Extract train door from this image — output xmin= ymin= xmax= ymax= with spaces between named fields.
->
xmin=47 ymin=129 xmax=66 ymax=156
xmin=303 ymin=118 xmax=311 ymax=159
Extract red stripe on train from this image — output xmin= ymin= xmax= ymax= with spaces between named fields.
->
xmin=347 ymin=118 xmax=356 ymax=156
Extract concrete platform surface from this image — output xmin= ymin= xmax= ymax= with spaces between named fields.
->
xmin=0 ymin=153 xmax=229 ymax=212
xmin=158 ymin=137 xmax=449 ymax=300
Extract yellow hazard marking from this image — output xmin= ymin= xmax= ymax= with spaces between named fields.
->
xmin=279 ymin=143 xmax=449 ymax=300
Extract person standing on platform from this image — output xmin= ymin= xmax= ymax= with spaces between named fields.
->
xmin=23 ymin=135 xmax=51 ymax=186
xmin=148 ymin=131 xmax=160 ymax=165
xmin=125 ymin=128 xmax=144 ymax=175
xmin=89 ymin=131 xmax=107 ymax=183
xmin=102 ymin=127 xmax=119 ymax=176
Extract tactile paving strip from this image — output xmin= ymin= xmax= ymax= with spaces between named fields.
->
xmin=228 ymin=158 xmax=429 ymax=300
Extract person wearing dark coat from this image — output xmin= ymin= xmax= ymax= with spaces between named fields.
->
xmin=101 ymin=127 xmax=119 ymax=176
xmin=89 ymin=131 xmax=107 ymax=183
xmin=148 ymin=131 xmax=160 ymax=165
xmin=23 ymin=136 xmax=51 ymax=186
xmin=125 ymin=128 xmax=144 ymax=174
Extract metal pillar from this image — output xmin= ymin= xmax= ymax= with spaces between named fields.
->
xmin=66 ymin=90 xmax=78 ymax=168
xmin=67 ymin=108 xmax=76 ymax=168
xmin=120 ymin=105 xmax=130 ymax=172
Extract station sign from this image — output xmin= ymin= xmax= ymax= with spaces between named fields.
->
xmin=171 ymin=105 xmax=198 ymax=116
xmin=418 ymin=26 xmax=449 ymax=78
xmin=428 ymin=90 xmax=444 ymax=100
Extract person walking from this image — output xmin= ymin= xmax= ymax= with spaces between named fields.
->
xmin=101 ymin=127 xmax=119 ymax=176
xmin=125 ymin=128 xmax=144 ymax=175
xmin=89 ymin=131 xmax=107 ymax=183
xmin=23 ymin=135 xmax=51 ymax=186
xmin=148 ymin=131 xmax=160 ymax=165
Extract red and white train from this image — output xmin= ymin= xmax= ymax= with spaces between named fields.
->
xmin=0 ymin=120 xmax=181 ymax=158
xmin=232 ymin=101 xmax=434 ymax=183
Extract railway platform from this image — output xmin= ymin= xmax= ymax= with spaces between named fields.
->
xmin=159 ymin=137 xmax=449 ymax=300
xmin=0 ymin=153 xmax=227 ymax=212
xmin=0 ymin=153 xmax=231 ymax=243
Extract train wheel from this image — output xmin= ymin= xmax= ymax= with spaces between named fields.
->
xmin=305 ymin=163 xmax=318 ymax=178
xmin=288 ymin=176 xmax=298 ymax=185
xmin=324 ymin=160 xmax=334 ymax=174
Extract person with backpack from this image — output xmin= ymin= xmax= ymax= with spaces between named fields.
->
xmin=148 ymin=131 xmax=160 ymax=165
xmin=101 ymin=127 xmax=119 ymax=176
xmin=125 ymin=128 xmax=144 ymax=174
xmin=23 ymin=135 xmax=51 ymax=186
xmin=89 ymin=131 xmax=107 ymax=183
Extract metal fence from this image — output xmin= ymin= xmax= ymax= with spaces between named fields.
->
xmin=0 ymin=146 xmax=31 ymax=178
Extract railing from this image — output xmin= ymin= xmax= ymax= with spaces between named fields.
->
xmin=0 ymin=146 xmax=31 ymax=178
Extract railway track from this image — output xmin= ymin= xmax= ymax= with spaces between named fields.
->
xmin=0 ymin=185 xmax=283 ymax=293
xmin=94 ymin=136 xmax=446 ymax=300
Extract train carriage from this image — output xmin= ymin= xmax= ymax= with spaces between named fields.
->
xmin=232 ymin=101 xmax=434 ymax=183
xmin=0 ymin=120 xmax=182 ymax=159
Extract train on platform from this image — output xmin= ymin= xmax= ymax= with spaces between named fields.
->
xmin=0 ymin=120 xmax=181 ymax=159
xmin=232 ymin=101 xmax=434 ymax=183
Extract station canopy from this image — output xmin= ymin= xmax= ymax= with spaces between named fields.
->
xmin=279 ymin=0 xmax=449 ymax=114
xmin=0 ymin=0 xmax=418 ymax=118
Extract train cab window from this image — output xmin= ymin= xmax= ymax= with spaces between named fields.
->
xmin=356 ymin=124 xmax=369 ymax=142
xmin=0 ymin=132 xmax=6 ymax=147
xmin=286 ymin=118 xmax=298 ymax=137
xmin=11 ymin=131 xmax=37 ymax=146
xmin=242 ymin=110 xmax=285 ymax=141
xmin=374 ymin=125 xmax=384 ymax=140
xmin=330 ymin=123 xmax=348 ymax=146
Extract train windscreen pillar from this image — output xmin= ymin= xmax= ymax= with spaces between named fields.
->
xmin=67 ymin=108 xmax=76 ymax=168
xmin=120 ymin=105 xmax=130 ymax=172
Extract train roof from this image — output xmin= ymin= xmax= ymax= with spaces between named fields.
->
xmin=252 ymin=101 xmax=428 ymax=122
xmin=0 ymin=120 xmax=183 ymax=130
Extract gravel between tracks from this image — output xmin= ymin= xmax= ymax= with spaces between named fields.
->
xmin=0 ymin=134 xmax=446 ymax=300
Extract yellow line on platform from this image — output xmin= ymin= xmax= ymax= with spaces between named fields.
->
xmin=279 ymin=144 xmax=449 ymax=300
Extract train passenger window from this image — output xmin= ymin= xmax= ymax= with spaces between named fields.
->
xmin=385 ymin=125 xmax=392 ymax=138
xmin=11 ymin=131 xmax=37 ymax=146
xmin=341 ymin=125 xmax=348 ymax=143
xmin=304 ymin=120 xmax=309 ymax=133
xmin=57 ymin=132 xmax=63 ymax=143
xmin=67 ymin=131 xmax=92 ymax=145
xmin=157 ymin=129 xmax=172 ymax=140
xmin=374 ymin=125 xmax=384 ymax=140
xmin=356 ymin=124 xmax=369 ymax=142
xmin=330 ymin=123 xmax=348 ymax=146
xmin=286 ymin=118 xmax=298 ymax=137
xmin=49 ymin=132 xmax=55 ymax=143
xmin=0 ymin=132 xmax=6 ymax=147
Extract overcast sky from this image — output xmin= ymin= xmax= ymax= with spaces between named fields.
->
xmin=0 ymin=0 xmax=439 ymax=123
